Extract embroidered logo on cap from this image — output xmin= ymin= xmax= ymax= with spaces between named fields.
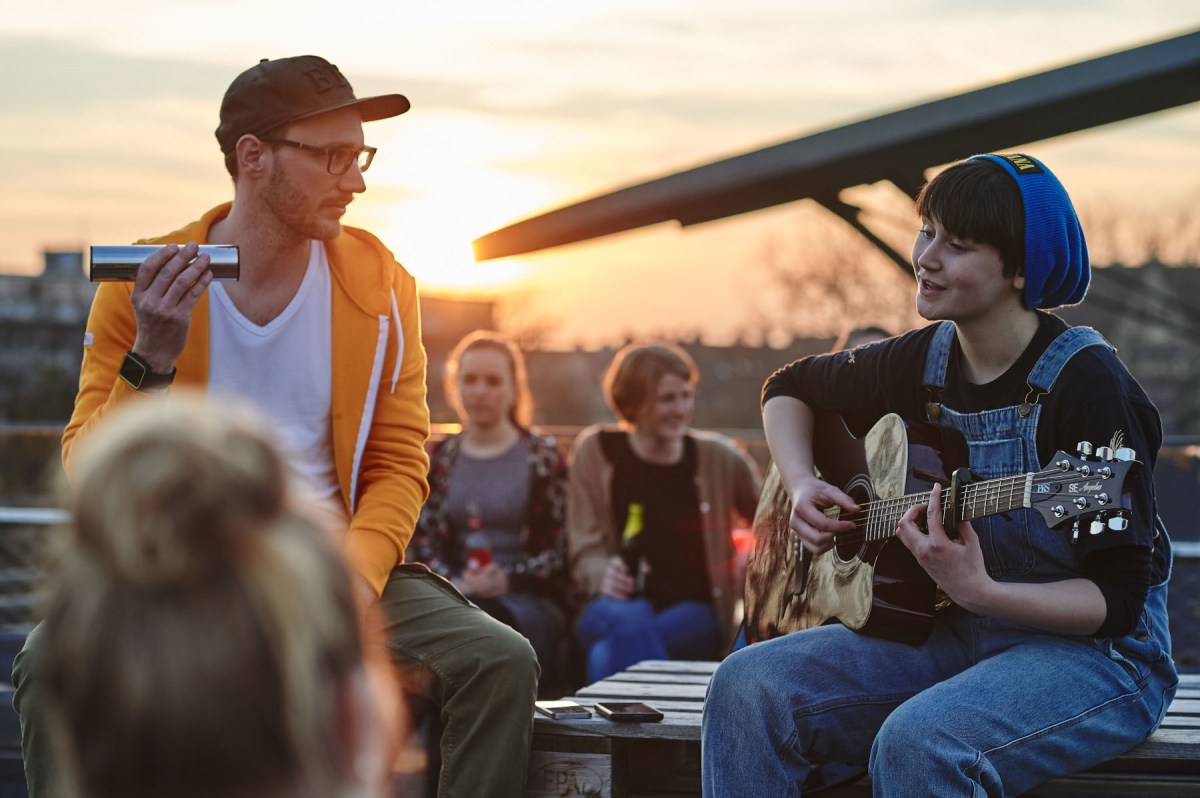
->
xmin=999 ymin=154 xmax=1045 ymax=176
xmin=302 ymin=63 xmax=350 ymax=94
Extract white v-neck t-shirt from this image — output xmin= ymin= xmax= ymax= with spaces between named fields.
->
xmin=208 ymin=241 xmax=340 ymax=509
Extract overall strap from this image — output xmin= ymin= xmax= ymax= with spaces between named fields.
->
xmin=1026 ymin=326 xmax=1112 ymax=393
xmin=921 ymin=321 xmax=957 ymax=416
xmin=1016 ymin=326 xmax=1111 ymax=419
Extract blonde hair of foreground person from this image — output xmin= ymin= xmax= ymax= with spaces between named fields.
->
xmin=40 ymin=393 xmax=403 ymax=798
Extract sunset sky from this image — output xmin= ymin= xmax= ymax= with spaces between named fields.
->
xmin=2 ymin=1 xmax=1198 ymax=346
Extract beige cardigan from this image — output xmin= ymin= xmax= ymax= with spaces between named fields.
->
xmin=566 ymin=425 xmax=762 ymax=649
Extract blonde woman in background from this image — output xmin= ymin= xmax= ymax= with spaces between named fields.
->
xmin=37 ymin=395 xmax=401 ymax=798
xmin=567 ymin=342 xmax=761 ymax=682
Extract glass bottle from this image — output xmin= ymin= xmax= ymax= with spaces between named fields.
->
xmin=464 ymin=501 xmax=491 ymax=571
xmin=620 ymin=502 xmax=647 ymax=596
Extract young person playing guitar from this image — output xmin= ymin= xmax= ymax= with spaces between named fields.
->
xmin=702 ymin=154 xmax=1177 ymax=797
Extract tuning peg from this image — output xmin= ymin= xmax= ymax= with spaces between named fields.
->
xmin=1108 ymin=515 xmax=1129 ymax=532
xmin=1089 ymin=519 xmax=1105 ymax=535
xmin=1097 ymin=466 xmax=1113 ymax=479
xmin=1097 ymin=492 xmax=1110 ymax=506
xmin=1115 ymin=447 xmax=1136 ymax=462
xmin=1076 ymin=441 xmax=1094 ymax=457
xmin=1096 ymin=446 xmax=1114 ymax=461
xmin=1071 ymin=520 xmax=1080 ymax=542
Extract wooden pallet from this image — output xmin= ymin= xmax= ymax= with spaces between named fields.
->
xmin=526 ymin=661 xmax=1200 ymax=798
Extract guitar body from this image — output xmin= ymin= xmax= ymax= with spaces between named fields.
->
xmin=744 ymin=412 xmax=970 ymax=645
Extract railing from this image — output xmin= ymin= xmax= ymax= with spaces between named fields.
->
xmin=3 ymin=423 xmax=1198 ymax=646
xmin=13 ymin=520 xmax=1200 ymax=551
xmin=0 ymin=419 xmax=1190 ymax=539
xmin=0 ymin=509 xmax=68 ymax=525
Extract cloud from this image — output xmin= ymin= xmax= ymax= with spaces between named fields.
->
xmin=0 ymin=37 xmax=232 ymax=113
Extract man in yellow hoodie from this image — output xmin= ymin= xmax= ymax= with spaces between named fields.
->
xmin=13 ymin=55 xmax=538 ymax=798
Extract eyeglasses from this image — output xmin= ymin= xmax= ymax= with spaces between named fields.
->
xmin=259 ymin=137 xmax=377 ymax=175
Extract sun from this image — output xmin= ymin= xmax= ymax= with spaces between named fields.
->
xmin=390 ymin=218 xmax=528 ymax=295
xmin=355 ymin=107 xmax=571 ymax=296
xmin=362 ymin=157 xmax=539 ymax=296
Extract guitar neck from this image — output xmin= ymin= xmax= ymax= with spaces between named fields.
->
xmin=862 ymin=473 xmax=1032 ymax=542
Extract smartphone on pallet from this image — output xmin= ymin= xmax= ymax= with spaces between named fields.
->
xmin=535 ymin=700 xmax=592 ymax=720
xmin=594 ymin=701 xmax=664 ymax=722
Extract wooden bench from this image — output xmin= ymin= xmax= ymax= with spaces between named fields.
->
xmin=525 ymin=660 xmax=1200 ymax=797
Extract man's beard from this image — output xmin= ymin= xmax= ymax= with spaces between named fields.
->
xmin=264 ymin=166 xmax=342 ymax=243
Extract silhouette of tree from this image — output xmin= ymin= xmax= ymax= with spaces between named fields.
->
xmin=496 ymin=288 xmax=561 ymax=351
xmin=750 ymin=204 xmax=920 ymax=340
xmin=1080 ymin=197 xmax=1200 ymax=267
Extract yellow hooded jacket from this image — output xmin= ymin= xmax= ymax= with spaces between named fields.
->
xmin=62 ymin=203 xmax=431 ymax=596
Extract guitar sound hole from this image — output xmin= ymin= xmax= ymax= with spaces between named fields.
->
xmin=833 ymin=535 xmax=859 ymax=562
xmin=833 ymin=480 xmax=873 ymax=562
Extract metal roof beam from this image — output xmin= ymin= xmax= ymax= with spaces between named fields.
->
xmin=474 ymin=29 xmax=1200 ymax=261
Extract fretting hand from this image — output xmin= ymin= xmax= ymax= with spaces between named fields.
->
xmin=895 ymin=483 xmax=993 ymax=609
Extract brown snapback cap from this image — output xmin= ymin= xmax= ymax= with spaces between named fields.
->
xmin=215 ymin=55 xmax=410 ymax=154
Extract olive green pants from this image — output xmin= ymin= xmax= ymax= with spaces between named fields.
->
xmin=13 ymin=564 xmax=539 ymax=798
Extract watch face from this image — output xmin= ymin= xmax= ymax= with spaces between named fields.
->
xmin=119 ymin=352 xmax=175 ymax=391
xmin=120 ymin=352 xmax=150 ymax=390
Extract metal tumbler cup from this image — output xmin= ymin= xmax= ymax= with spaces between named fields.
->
xmin=89 ymin=245 xmax=240 ymax=282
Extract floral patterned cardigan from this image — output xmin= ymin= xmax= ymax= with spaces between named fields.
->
xmin=409 ymin=430 xmax=569 ymax=600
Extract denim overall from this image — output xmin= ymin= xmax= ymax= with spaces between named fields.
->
xmin=702 ymin=322 xmax=1178 ymax=798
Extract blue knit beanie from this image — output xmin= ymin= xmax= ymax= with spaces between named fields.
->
xmin=970 ymin=154 xmax=1090 ymax=309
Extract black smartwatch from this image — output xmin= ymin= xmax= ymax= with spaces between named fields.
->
xmin=119 ymin=351 xmax=176 ymax=392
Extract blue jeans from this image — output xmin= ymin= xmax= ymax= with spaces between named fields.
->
xmin=496 ymin=592 xmax=567 ymax=688
xmin=701 ymin=606 xmax=1176 ymax=797
xmin=576 ymin=596 xmax=720 ymax=681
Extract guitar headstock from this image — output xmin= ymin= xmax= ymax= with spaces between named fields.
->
xmin=1029 ymin=442 xmax=1138 ymax=540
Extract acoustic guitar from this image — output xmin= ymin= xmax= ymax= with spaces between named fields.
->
xmin=743 ymin=412 xmax=1136 ymax=645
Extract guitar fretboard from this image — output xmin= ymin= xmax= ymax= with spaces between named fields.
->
xmin=843 ymin=473 xmax=1034 ymax=543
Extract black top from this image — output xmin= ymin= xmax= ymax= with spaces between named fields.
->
xmin=762 ymin=312 xmax=1164 ymax=637
xmin=602 ymin=432 xmax=712 ymax=611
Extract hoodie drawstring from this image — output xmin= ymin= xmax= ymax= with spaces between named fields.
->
xmin=389 ymin=290 xmax=402 ymax=393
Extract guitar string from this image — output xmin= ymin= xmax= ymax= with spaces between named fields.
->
xmin=830 ymin=482 xmax=1101 ymax=545
xmin=825 ymin=470 xmax=1091 ymax=525
xmin=820 ymin=469 xmax=1118 ymax=547
xmin=850 ymin=474 xmax=1069 ymax=536
xmin=820 ymin=468 xmax=1115 ymax=516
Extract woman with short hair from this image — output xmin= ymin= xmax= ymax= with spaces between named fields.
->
xmin=567 ymin=342 xmax=761 ymax=682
